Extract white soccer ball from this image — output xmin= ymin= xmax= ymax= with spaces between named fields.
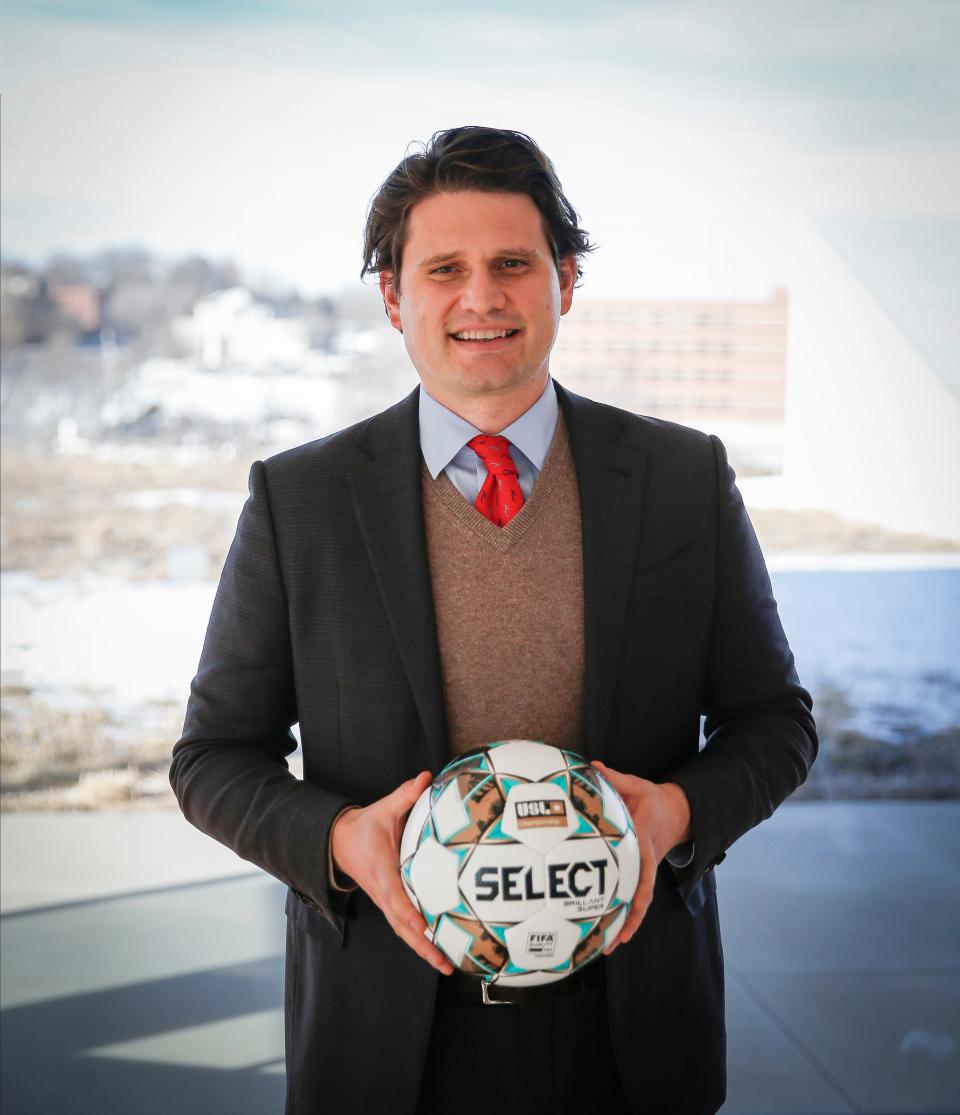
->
xmin=398 ymin=740 xmax=640 ymax=987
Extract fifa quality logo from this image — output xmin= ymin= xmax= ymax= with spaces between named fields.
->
xmin=526 ymin=931 xmax=557 ymax=958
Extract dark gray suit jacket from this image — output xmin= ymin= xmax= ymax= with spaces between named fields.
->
xmin=171 ymin=381 xmax=816 ymax=1115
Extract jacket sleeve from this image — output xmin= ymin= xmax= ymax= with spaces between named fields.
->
xmin=169 ymin=459 xmax=353 ymax=932
xmin=665 ymin=435 xmax=818 ymax=905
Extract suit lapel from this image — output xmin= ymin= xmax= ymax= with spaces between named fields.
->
xmin=345 ymin=380 xmax=649 ymax=772
xmin=555 ymin=382 xmax=649 ymax=760
xmin=346 ymin=387 xmax=448 ymax=774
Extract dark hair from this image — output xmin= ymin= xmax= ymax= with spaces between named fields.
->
xmin=361 ymin=126 xmax=594 ymax=292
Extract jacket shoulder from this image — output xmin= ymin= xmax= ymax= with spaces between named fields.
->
xmin=258 ymin=387 xmax=419 ymax=483
xmin=556 ymin=381 xmax=715 ymax=457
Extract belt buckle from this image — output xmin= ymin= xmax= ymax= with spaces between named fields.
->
xmin=480 ymin=980 xmax=513 ymax=1007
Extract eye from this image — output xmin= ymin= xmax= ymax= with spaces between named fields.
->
xmin=501 ymin=259 xmax=527 ymax=270
xmin=430 ymin=265 xmax=457 ymax=275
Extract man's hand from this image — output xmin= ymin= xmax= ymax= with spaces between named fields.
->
xmin=590 ymin=760 xmax=691 ymax=957
xmin=330 ymin=770 xmax=454 ymax=976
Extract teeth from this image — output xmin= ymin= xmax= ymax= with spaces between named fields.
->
xmin=453 ymin=329 xmax=514 ymax=340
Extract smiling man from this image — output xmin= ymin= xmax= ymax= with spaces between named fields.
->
xmin=383 ymin=189 xmax=575 ymax=426
xmin=171 ymin=126 xmax=817 ymax=1115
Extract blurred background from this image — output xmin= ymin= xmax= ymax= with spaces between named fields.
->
xmin=2 ymin=2 xmax=958 ymax=1113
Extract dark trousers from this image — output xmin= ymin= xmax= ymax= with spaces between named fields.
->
xmin=417 ymin=968 xmax=630 ymax=1115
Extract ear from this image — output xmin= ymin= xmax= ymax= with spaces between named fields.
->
xmin=379 ymin=271 xmax=403 ymax=331
xmin=558 ymin=255 xmax=577 ymax=316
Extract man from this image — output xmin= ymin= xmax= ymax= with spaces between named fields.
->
xmin=171 ymin=126 xmax=816 ymax=1115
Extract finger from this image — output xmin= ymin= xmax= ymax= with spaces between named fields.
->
xmin=392 ymin=904 xmax=454 ymax=974
xmin=381 ymin=870 xmax=454 ymax=975
xmin=605 ymin=840 xmax=656 ymax=955
xmin=392 ymin=907 xmax=455 ymax=975
xmin=626 ymin=843 xmax=658 ymax=934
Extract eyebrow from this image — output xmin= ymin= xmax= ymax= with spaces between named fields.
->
xmin=417 ymin=248 xmax=541 ymax=268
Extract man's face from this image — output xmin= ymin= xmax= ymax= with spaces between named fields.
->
xmin=380 ymin=190 xmax=576 ymax=411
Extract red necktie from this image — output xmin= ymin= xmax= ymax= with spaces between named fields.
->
xmin=467 ymin=435 xmax=525 ymax=527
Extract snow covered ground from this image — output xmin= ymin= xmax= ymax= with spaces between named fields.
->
xmin=3 ymin=563 xmax=958 ymax=748
xmin=2 ymin=572 xmax=215 ymax=723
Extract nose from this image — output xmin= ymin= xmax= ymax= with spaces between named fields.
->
xmin=459 ymin=267 xmax=507 ymax=315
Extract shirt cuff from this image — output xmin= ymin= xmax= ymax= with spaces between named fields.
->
xmin=665 ymin=840 xmax=695 ymax=870
xmin=327 ymin=805 xmax=362 ymax=892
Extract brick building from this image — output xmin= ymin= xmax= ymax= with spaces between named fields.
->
xmin=552 ymin=287 xmax=788 ymax=427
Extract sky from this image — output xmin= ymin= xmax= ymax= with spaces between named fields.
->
xmin=2 ymin=0 xmax=959 ymax=300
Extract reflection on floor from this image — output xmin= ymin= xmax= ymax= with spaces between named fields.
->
xmin=1 ymin=802 xmax=958 ymax=1114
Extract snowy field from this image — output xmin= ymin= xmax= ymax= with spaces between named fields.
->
xmin=2 ymin=572 xmax=216 ymax=724
xmin=3 ymin=562 xmax=958 ymax=747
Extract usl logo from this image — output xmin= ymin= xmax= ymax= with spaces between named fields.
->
xmin=515 ymin=799 xmax=567 ymax=829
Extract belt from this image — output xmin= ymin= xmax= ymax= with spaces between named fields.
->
xmin=438 ymin=959 xmax=603 ymax=1007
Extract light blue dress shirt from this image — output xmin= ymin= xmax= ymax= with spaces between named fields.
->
xmin=418 ymin=375 xmax=559 ymax=500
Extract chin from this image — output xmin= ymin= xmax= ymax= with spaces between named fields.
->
xmin=464 ymin=371 xmax=536 ymax=395
xmin=458 ymin=356 xmax=542 ymax=386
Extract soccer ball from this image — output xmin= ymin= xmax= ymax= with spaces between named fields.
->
xmin=398 ymin=740 xmax=640 ymax=987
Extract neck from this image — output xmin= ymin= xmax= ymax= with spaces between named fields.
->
xmin=424 ymin=373 xmax=549 ymax=434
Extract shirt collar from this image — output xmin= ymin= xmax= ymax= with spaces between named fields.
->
xmin=419 ymin=376 xmax=559 ymax=479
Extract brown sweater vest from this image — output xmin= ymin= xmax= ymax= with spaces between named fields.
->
xmin=422 ymin=411 xmax=585 ymax=758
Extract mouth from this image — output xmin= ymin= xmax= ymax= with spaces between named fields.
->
xmin=449 ymin=328 xmax=522 ymax=349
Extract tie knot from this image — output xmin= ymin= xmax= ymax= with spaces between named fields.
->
xmin=467 ymin=435 xmax=519 ymax=477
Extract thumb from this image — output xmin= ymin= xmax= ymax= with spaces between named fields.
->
xmin=591 ymin=759 xmax=624 ymax=786
xmin=393 ymin=770 xmax=433 ymax=809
